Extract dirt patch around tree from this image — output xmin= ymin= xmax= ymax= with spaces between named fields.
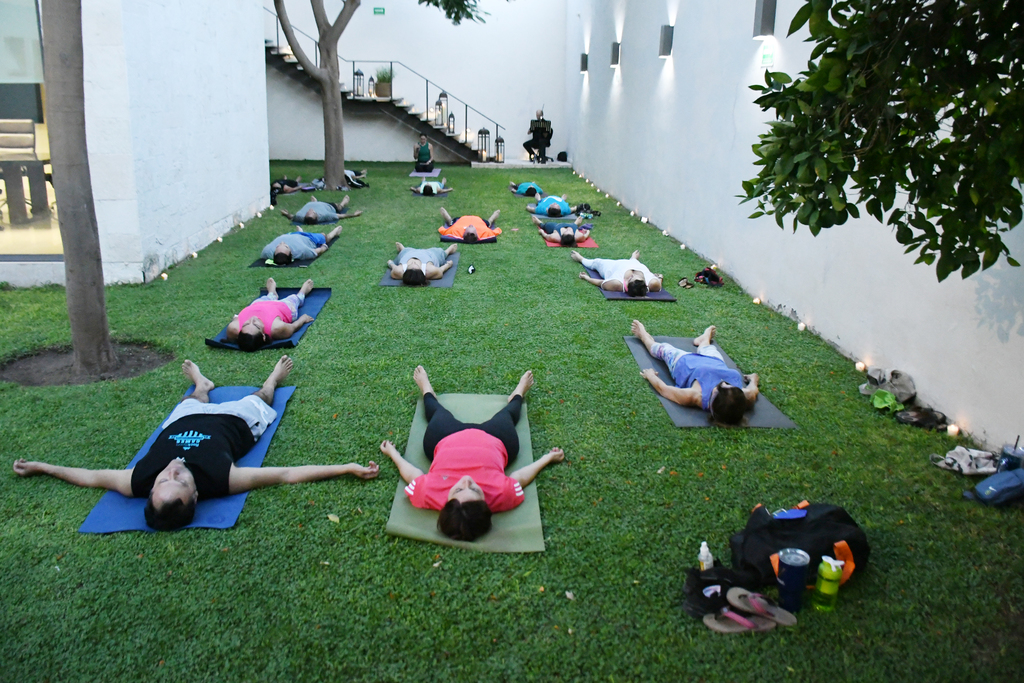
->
xmin=0 ymin=343 xmax=174 ymax=387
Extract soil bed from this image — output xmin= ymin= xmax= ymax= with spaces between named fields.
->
xmin=0 ymin=343 xmax=173 ymax=386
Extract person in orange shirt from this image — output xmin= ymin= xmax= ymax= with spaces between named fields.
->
xmin=438 ymin=207 xmax=502 ymax=243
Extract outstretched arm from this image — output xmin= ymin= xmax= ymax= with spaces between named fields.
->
xmin=380 ymin=440 xmax=424 ymax=484
xmin=640 ymin=369 xmax=701 ymax=407
xmin=539 ymin=229 xmax=560 ymax=244
xmin=12 ymin=459 xmax=134 ymax=496
xmin=228 ymin=462 xmax=379 ymax=494
xmin=510 ymin=448 xmax=565 ymax=487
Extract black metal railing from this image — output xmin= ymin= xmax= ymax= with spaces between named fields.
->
xmin=263 ymin=6 xmax=503 ymax=154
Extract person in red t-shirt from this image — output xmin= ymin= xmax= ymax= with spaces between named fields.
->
xmin=381 ymin=365 xmax=565 ymax=541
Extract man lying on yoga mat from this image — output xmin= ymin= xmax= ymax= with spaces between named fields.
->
xmin=438 ymin=207 xmax=502 ymax=243
xmin=526 ymin=194 xmax=573 ymax=218
xmin=226 ymin=278 xmax=316 ymax=352
xmin=12 ymin=357 xmax=379 ymax=531
xmin=388 ymin=242 xmax=458 ymax=285
xmin=509 ymin=181 xmax=543 ymax=197
xmin=533 ymin=215 xmax=590 ymax=246
xmin=261 ymin=224 xmax=344 ymax=265
xmin=631 ymin=320 xmax=760 ymax=425
xmin=571 ymin=249 xmax=664 ymax=296
xmin=380 ymin=366 xmax=565 ymax=542
xmin=279 ymin=195 xmax=362 ymax=225
xmin=410 ymin=178 xmax=453 ymax=196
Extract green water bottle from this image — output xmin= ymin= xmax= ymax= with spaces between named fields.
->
xmin=811 ymin=556 xmax=845 ymax=612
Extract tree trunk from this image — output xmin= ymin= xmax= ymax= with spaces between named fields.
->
xmin=39 ymin=0 xmax=118 ymax=377
xmin=319 ymin=43 xmax=347 ymax=189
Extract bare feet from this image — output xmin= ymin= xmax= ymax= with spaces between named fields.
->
xmin=413 ymin=365 xmax=434 ymax=397
xmin=531 ymin=215 xmax=543 ymax=227
xmin=570 ymin=250 xmax=584 ymax=263
xmin=299 ymin=278 xmax=314 ymax=296
xmin=326 ymin=225 xmax=343 ymax=241
xmin=339 ymin=195 xmax=350 ymax=209
xmin=693 ymin=325 xmax=716 ymax=347
xmin=279 ymin=209 xmax=293 ymax=219
xmin=266 ymin=277 xmax=277 ymax=296
xmin=440 ymin=207 xmax=453 ymax=225
xmin=182 ymin=359 xmax=215 ymax=396
xmin=510 ymin=370 xmax=534 ymax=401
xmin=631 ymin=249 xmax=641 ymax=260
xmin=488 ymin=209 xmax=501 ymax=225
xmin=268 ymin=355 xmax=294 ymax=385
xmin=12 ymin=459 xmax=44 ymax=477
xmin=631 ymin=320 xmax=655 ymax=351
xmin=347 ymin=461 xmax=379 ymax=479
xmin=444 ymin=244 xmax=458 ymax=256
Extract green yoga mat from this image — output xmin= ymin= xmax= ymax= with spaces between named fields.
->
xmin=385 ymin=393 xmax=545 ymax=553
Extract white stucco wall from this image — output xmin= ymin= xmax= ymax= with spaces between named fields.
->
xmin=564 ymin=0 xmax=1024 ymax=447
xmin=82 ymin=0 xmax=269 ymax=283
xmin=265 ymin=0 xmax=567 ymax=161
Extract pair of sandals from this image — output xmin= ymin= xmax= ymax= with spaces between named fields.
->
xmin=703 ymin=588 xmax=798 ymax=633
xmin=678 ymin=277 xmax=694 ymax=289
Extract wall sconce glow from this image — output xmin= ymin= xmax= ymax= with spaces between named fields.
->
xmin=855 ymin=361 xmax=866 ymax=372
xmin=947 ymin=424 xmax=960 ymax=436
xmin=761 ymin=41 xmax=775 ymax=68
xmin=797 ymin=322 xmax=806 ymax=331
xmin=752 ymin=297 xmax=761 ymax=305
xmin=611 ymin=41 xmax=621 ymax=67
xmin=753 ymin=0 xmax=777 ymax=39
xmin=580 ymin=53 xmax=588 ymax=73
xmin=659 ymin=25 xmax=674 ymax=58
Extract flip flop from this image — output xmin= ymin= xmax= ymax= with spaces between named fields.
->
xmin=678 ymin=278 xmax=693 ymax=289
xmin=726 ymin=588 xmax=797 ymax=627
xmin=703 ymin=608 xmax=776 ymax=633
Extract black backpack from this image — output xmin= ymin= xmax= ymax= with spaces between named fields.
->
xmin=729 ymin=502 xmax=870 ymax=588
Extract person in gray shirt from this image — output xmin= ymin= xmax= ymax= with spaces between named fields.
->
xmin=278 ymin=195 xmax=362 ymax=225
xmin=261 ymin=224 xmax=345 ymax=265
xmin=387 ymin=242 xmax=458 ymax=286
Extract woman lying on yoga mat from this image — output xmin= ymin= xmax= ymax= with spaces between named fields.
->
xmin=380 ymin=366 xmax=565 ymax=542
xmin=388 ymin=242 xmax=458 ymax=285
xmin=226 ymin=278 xmax=315 ymax=352
xmin=571 ymin=249 xmax=664 ymax=296
xmin=12 ymin=357 xmax=379 ymax=531
xmin=632 ymin=320 xmax=760 ymax=425
xmin=533 ymin=215 xmax=591 ymax=246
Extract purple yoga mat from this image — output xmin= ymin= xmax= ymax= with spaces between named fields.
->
xmin=410 ymin=169 xmax=442 ymax=178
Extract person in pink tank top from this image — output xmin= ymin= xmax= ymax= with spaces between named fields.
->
xmin=226 ymin=277 xmax=316 ymax=352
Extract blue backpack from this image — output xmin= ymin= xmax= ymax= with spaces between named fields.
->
xmin=967 ymin=469 xmax=1024 ymax=506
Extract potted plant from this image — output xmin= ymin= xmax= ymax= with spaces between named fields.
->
xmin=374 ymin=66 xmax=393 ymax=100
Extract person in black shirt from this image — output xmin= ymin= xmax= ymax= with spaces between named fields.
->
xmin=12 ymin=356 xmax=379 ymax=530
xmin=523 ymin=110 xmax=553 ymax=163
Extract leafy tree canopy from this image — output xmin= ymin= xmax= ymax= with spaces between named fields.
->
xmin=742 ymin=0 xmax=1024 ymax=281
xmin=418 ymin=0 xmax=491 ymax=24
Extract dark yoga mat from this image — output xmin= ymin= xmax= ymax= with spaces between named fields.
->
xmin=79 ymin=385 xmax=296 ymax=533
xmin=379 ymin=252 xmax=460 ymax=288
xmin=205 ymin=287 xmax=331 ymax=350
xmin=409 ymin=168 xmax=441 ymax=177
xmin=526 ymin=203 xmax=577 ymax=219
xmin=584 ymin=266 xmax=676 ymax=301
xmin=385 ymin=394 xmax=545 ymax=553
xmin=249 ymin=233 xmax=341 ymax=268
xmin=623 ymin=335 xmax=797 ymax=429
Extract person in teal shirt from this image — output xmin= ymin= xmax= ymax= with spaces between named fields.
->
xmin=526 ymin=194 xmax=573 ymax=218
xmin=509 ymin=181 xmax=544 ymax=197
xmin=414 ymin=134 xmax=434 ymax=172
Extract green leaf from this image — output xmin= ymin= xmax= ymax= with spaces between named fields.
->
xmin=770 ymin=71 xmax=793 ymax=84
xmin=969 ymin=189 xmax=980 ymax=205
xmin=1007 ymin=257 xmax=1021 ymax=267
xmin=748 ymin=211 xmax=765 ymax=219
xmin=814 ymin=157 xmax=828 ymax=180
xmin=788 ymin=3 xmax=813 ymax=36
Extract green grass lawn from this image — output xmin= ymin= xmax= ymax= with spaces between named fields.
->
xmin=1 ymin=162 xmax=1021 ymax=681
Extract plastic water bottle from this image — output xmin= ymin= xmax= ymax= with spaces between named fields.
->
xmin=811 ymin=556 xmax=845 ymax=612
xmin=698 ymin=541 xmax=714 ymax=571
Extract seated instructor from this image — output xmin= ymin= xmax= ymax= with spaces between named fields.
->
xmin=381 ymin=366 xmax=565 ymax=542
xmin=631 ymin=320 xmax=760 ymax=425
xmin=226 ymin=278 xmax=315 ymax=352
xmin=525 ymin=194 xmax=573 ymax=218
xmin=388 ymin=242 xmax=458 ymax=285
xmin=12 ymin=357 xmax=379 ymax=531
xmin=261 ymin=224 xmax=344 ymax=265
xmin=438 ymin=207 xmax=502 ymax=243
xmin=279 ymin=195 xmax=361 ymax=225
xmin=414 ymin=134 xmax=435 ymax=173
xmin=571 ymin=249 xmax=664 ymax=297
xmin=533 ymin=215 xmax=591 ymax=246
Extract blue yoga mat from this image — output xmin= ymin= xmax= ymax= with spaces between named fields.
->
xmin=205 ymin=288 xmax=331 ymax=350
xmin=79 ymin=385 xmax=296 ymax=533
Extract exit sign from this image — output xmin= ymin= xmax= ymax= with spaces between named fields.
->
xmin=373 ymin=7 xmax=385 ymax=14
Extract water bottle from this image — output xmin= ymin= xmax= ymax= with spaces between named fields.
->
xmin=698 ymin=541 xmax=714 ymax=571
xmin=812 ymin=556 xmax=845 ymax=612
xmin=997 ymin=436 xmax=1023 ymax=472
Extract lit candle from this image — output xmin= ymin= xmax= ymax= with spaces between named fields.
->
xmin=616 ymin=201 xmax=621 ymax=206
xmin=605 ymin=193 xmax=610 ymax=198
xmin=191 ymin=252 xmax=198 ymax=258
xmin=752 ymin=297 xmax=761 ymax=305
xmin=160 ymin=273 xmax=168 ymax=280
xmin=680 ymin=244 xmax=686 ymax=250
xmin=257 ymin=212 xmax=262 ymax=218
xmin=630 ymin=211 xmax=635 ymax=216
xmin=711 ymin=264 xmax=718 ymax=270
xmin=855 ymin=361 xmax=866 ymax=372
xmin=217 ymin=237 xmax=223 ymax=243
xmin=239 ymin=223 xmax=244 ymax=229
xmin=947 ymin=424 xmax=960 ymax=437
xmin=661 ymin=230 xmax=668 ymax=236
xmin=641 ymin=217 xmax=649 ymax=223
xmin=797 ymin=322 xmax=806 ymax=331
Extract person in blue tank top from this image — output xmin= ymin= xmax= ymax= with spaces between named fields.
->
xmin=526 ymin=194 xmax=573 ymax=218
xmin=631 ymin=320 xmax=760 ymax=425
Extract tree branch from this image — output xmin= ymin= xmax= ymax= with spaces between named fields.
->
xmin=325 ymin=0 xmax=361 ymax=45
xmin=310 ymin=0 xmax=330 ymax=34
xmin=274 ymin=0 xmax=326 ymax=82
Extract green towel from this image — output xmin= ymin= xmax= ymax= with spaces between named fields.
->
xmin=385 ymin=393 xmax=545 ymax=553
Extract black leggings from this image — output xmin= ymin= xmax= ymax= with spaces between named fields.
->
xmin=422 ymin=393 xmax=522 ymax=462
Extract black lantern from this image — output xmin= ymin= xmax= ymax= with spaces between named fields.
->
xmin=477 ymin=127 xmax=490 ymax=161
xmin=494 ymin=136 xmax=504 ymax=163
xmin=368 ymin=76 xmax=376 ymax=97
xmin=434 ymin=98 xmax=443 ymax=127
xmin=354 ymin=69 xmax=364 ymax=97
xmin=438 ymin=91 xmax=448 ymax=123
xmin=447 ymin=112 xmax=455 ymax=135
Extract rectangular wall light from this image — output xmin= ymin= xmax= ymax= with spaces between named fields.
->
xmin=659 ymin=25 xmax=674 ymax=58
xmin=611 ymin=41 xmax=620 ymax=67
xmin=753 ymin=0 xmax=777 ymax=39
xmin=580 ymin=53 xmax=588 ymax=73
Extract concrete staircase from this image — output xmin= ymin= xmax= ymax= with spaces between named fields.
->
xmin=265 ymin=42 xmax=479 ymax=164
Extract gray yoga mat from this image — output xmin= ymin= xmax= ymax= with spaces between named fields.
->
xmin=584 ymin=267 xmax=676 ymax=301
xmin=623 ymin=336 xmax=797 ymax=429
xmin=379 ymin=252 xmax=460 ymax=288
xmin=385 ymin=394 xmax=545 ymax=553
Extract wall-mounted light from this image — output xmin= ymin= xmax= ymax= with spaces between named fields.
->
xmin=659 ymin=25 xmax=674 ymax=58
xmin=611 ymin=41 xmax=621 ymax=67
xmin=580 ymin=53 xmax=588 ymax=73
xmin=753 ymin=0 xmax=777 ymax=39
